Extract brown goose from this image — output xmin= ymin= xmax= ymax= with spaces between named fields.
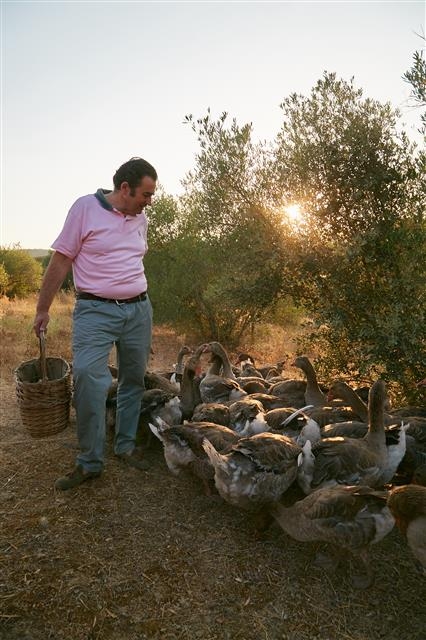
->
xmin=235 ymin=352 xmax=256 ymax=367
xmin=239 ymin=378 xmax=271 ymax=394
xmin=149 ymin=418 xmax=240 ymax=494
xmin=265 ymin=361 xmax=287 ymax=381
xmin=395 ymin=438 xmax=426 ymax=485
xmin=155 ymin=345 xmax=193 ymax=384
xmin=292 ymin=356 xmax=328 ymax=407
xmin=326 ymin=380 xmax=369 ymax=421
xmin=144 ymin=371 xmax=180 ymax=395
xmin=413 ymin=464 xmax=426 ymax=486
xmin=265 ymin=407 xmax=308 ymax=431
xmin=140 ymin=389 xmax=182 ymax=425
xmin=297 ymin=380 xmax=406 ymax=494
xmin=228 ymin=398 xmax=269 ymax=436
xmin=271 ymin=485 xmax=395 ymax=588
xmin=326 ymin=380 xmax=424 ymax=482
xmin=170 ymin=345 xmax=193 ymax=385
xmin=327 ymin=380 xmax=426 ymax=426
xmin=199 ymin=342 xmax=247 ymax=404
xmin=299 ymin=379 xmax=371 ymax=430
xmin=245 ymin=392 xmax=299 ymax=412
xmin=137 ymin=389 xmax=182 ymax=449
xmin=191 ymin=402 xmax=230 ymax=426
xmin=202 ymin=432 xmax=301 ymax=513
xmin=391 ymin=405 xmax=426 ymax=419
xmin=387 ymin=484 xmax=426 ymax=574
xmin=267 ymin=379 xmax=307 ymax=408
xmin=307 ymin=406 xmax=363 ymax=430
xmin=235 ymin=353 xmax=286 ymax=379
xmin=239 ymin=362 xmax=264 ymax=379
xmin=260 ymin=404 xmax=320 ymax=442
xmin=179 ymin=345 xmax=206 ymax=420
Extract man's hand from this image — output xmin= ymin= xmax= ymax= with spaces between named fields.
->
xmin=33 ymin=311 xmax=50 ymax=337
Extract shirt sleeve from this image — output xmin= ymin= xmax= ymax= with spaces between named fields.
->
xmin=51 ymin=196 xmax=87 ymax=260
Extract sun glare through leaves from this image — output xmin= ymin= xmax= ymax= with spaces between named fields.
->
xmin=281 ymin=203 xmax=306 ymax=229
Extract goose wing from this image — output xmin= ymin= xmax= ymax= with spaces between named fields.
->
xmin=232 ymin=432 xmax=301 ymax=474
xmin=168 ymin=422 xmax=239 ymax=455
xmin=297 ymin=485 xmax=394 ymax=547
xmin=200 ymin=375 xmax=246 ymax=403
xmin=310 ymin=437 xmax=382 ymax=489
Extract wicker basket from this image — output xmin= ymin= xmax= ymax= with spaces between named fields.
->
xmin=15 ymin=332 xmax=71 ymax=438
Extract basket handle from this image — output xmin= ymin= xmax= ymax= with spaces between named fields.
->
xmin=39 ymin=330 xmax=48 ymax=382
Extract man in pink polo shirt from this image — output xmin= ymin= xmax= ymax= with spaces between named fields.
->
xmin=33 ymin=157 xmax=157 ymax=489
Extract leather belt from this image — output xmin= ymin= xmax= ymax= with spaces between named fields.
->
xmin=76 ymin=291 xmax=146 ymax=304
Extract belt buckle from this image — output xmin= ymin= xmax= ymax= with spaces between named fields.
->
xmin=115 ymin=299 xmax=125 ymax=306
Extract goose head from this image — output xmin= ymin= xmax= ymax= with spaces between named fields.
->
xmin=203 ymin=342 xmax=235 ymax=378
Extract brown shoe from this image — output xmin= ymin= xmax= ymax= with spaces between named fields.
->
xmin=55 ymin=465 xmax=102 ymax=490
xmin=116 ymin=448 xmax=150 ymax=471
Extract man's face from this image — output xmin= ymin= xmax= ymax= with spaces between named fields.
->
xmin=122 ymin=176 xmax=156 ymax=215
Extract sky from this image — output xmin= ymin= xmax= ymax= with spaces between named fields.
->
xmin=1 ymin=0 xmax=425 ymax=249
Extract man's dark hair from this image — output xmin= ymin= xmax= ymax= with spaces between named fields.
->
xmin=113 ymin=157 xmax=158 ymax=190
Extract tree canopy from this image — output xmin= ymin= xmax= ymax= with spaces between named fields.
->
xmin=0 ymin=246 xmax=43 ymax=298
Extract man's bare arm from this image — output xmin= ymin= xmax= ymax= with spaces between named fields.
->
xmin=33 ymin=251 xmax=73 ymax=336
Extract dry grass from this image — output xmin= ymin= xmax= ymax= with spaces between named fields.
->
xmin=1 ymin=294 xmax=425 ymax=640
xmin=1 ymin=293 xmax=74 ymax=376
xmin=0 ymin=293 xmax=304 ymax=377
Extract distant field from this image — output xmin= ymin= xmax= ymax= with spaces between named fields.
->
xmin=27 ymin=248 xmax=50 ymax=258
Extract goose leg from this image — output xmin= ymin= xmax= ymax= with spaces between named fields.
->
xmin=202 ymin=477 xmax=218 ymax=496
xmin=313 ymin=546 xmax=341 ymax=572
xmin=253 ymin=509 xmax=275 ymax=539
xmin=350 ymin=548 xmax=373 ymax=589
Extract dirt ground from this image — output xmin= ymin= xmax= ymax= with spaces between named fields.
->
xmin=1 ymin=327 xmax=425 ymax=640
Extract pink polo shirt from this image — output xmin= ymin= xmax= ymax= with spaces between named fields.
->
xmin=52 ymin=190 xmax=148 ymax=298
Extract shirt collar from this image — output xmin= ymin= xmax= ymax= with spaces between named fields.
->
xmin=94 ymin=189 xmax=114 ymax=211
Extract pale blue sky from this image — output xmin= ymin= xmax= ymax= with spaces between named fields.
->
xmin=1 ymin=1 xmax=424 ymax=248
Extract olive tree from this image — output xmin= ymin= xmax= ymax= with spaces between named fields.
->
xmin=270 ymin=73 xmax=425 ymax=399
xmin=403 ymin=44 xmax=426 ymax=134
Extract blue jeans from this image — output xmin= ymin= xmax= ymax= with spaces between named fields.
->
xmin=71 ymin=296 xmax=152 ymax=472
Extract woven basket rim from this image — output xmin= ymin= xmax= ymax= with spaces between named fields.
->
xmin=14 ymin=355 xmax=70 ymax=371
xmin=14 ymin=357 xmax=71 ymax=385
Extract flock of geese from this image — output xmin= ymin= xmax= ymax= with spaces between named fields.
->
xmin=107 ymin=342 xmax=426 ymax=588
